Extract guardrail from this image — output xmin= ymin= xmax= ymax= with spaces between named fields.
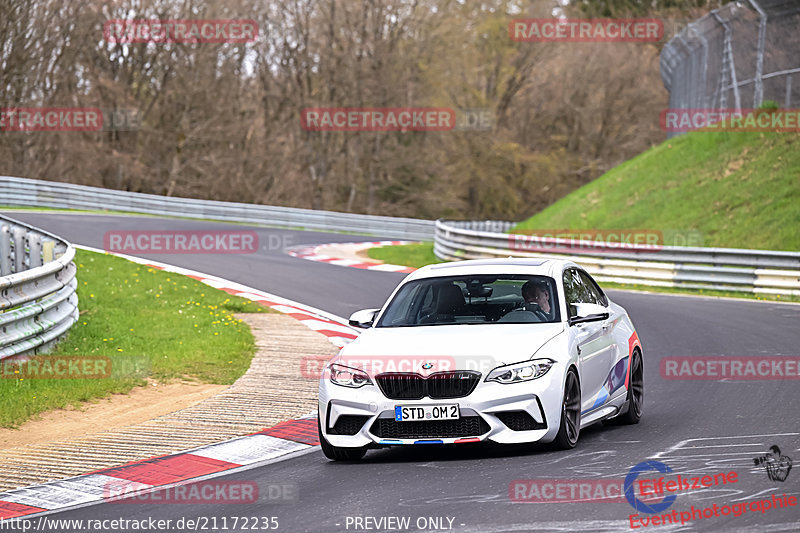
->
xmin=0 ymin=176 xmax=434 ymax=241
xmin=0 ymin=215 xmax=79 ymax=358
xmin=435 ymin=220 xmax=800 ymax=296
xmin=3 ymin=177 xmax=798 ymax=296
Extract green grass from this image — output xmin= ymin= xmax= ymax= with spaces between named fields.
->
xmin=367 ymin=242 xmax=440 ymax=268
xmin=0 ymin=248 xmax=269 ymax=428
xmin=514 ymin=130 xmax=800 ymax=251
xmin=365 ymin=242 xmax=799 ymax=303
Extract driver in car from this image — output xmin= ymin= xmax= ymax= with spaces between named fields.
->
xmin=521 ymin=280 xmax=551 ymax=321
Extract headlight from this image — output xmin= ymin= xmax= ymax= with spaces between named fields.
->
xmin=485 ymin=358 xmax=555 ymax=384
xmin=329 ymin=363 xmax=372 ymax=388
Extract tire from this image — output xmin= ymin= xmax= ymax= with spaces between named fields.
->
xmin=318 ymin=417 xmax=368 ymax=461
xmin=552 ymin=368 xmax=581 ymax=450
xmin=618 ymin=349 xmax=644 ymax=424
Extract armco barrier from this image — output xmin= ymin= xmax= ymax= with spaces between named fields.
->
xmin=434 ymin=220 xmax=800 ymax=296
xmin=3 ymin=177 xmax=798 ymax=296
xmin=0 ymin=176 xmax=434 ymax=241
xmin=0 ymin=215 xmax=79 ymax=358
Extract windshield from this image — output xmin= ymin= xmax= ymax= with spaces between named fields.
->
xmin=376 ymin=275 xmax=561 ymax=327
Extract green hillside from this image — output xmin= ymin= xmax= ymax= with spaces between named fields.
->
xmin=515 ymin=130 xmax=800 ymax=251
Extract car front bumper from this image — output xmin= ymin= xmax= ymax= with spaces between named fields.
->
xmin=318 ymin=365 xmax=566 ymax=447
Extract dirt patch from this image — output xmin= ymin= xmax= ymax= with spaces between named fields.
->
xmin=356 ymin=247 xmax=377 ymax=260
xmin=0 ymin=380 xmax=226 ymax=449
xmin=320 ymin=242 xmax=383 ymax=264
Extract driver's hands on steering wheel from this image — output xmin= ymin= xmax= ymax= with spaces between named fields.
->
xmin=505 ymin=302 xmax=548 ymax=322
xmin=522 ymin=302 xmax=549 ymax=321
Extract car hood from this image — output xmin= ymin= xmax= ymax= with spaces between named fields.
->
xmin=337 ymin=323 xmax=564 ymax=374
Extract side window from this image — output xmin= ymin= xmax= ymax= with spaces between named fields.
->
xmin=575 ymin=270 xmax=597 ymax=305
xmin=412 ymin=284 xmax=435 ymax=321
xmin=562 ymin=269 xmax=580 ymax=317
xmin=419 ymin=284 xmax=434 ymax=310
xmin=564 ymin=268 xmax=603 ymax=318
xmin=382 ymin=283 xmax=425 ymax=325
xmin=578 ymin=270 xmax=607 ymax=307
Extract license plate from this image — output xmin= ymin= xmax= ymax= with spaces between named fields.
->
xmin=394 ymin=404 xmax=459 ymax=422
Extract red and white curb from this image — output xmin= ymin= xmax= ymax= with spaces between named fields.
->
xmin=0 ymin=247 xmax=360 ymax=520
xmin=288 ymin=240 xmax=417 ymax=274
xmin=0 ymin=416 xmax=320 ymax=520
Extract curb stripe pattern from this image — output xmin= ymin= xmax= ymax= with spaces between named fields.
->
xmin=259 ymin=418 xmax=320 ymax=447
xmin=288 ymin=241 xmax=417 ymax=274
xmin=0 ymin=431 xmax=315 ymax=519
xmin=0 ymin=249 xmax=352 ymax=520
xmin=93 ymin=455 xmax=238 ymax=486
xmin=0 ymin=502 xmax=45 ymax=520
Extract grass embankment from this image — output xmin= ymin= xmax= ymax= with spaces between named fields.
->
xmin=515 ymin=130 xmax=800 ymax=250
xmin=368 ymin=130 xmax=800 ymax=302
xmin=0 ymin=248 xmax=268 ymax=428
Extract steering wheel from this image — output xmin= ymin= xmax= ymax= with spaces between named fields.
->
xmin=502 ymin=302 xmax=547 ymax=322
xmin=417 ymin=306 xmax=437 ymax=324
xmin=522 ymin=302 xmax=549 ymax=322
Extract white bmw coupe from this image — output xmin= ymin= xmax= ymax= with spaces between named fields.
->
xmin=318 ymin=258 xmax=644 ymax=460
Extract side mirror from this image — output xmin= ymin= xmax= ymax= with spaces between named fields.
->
xmin=348 ymin=308 xmax=380 ymax=328
xmin=569 ymin=303 xmax=609 ymax=326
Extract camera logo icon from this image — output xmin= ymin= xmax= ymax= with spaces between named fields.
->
xmin=753 ymin=445 xmax=793 ymax=482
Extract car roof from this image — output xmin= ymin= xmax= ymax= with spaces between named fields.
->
xmin=406 ymin=257 xmax=577 ymax=282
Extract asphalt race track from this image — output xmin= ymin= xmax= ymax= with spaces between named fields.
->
xmin=6 ymin=212 xmax=800 ymax=533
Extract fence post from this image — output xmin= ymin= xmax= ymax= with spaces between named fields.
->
xmin=12 ymin=226 xmax=27 ymax=273
xmin=749 ymin=0 xmax=768 ymax=107
xmin=711 ymin=9 xmax=742 ymax=111
xmin=786 ymin=75 xmax=793 ymax=108
xmin=688 ymin=22 xmax=709 ymax=108
xmin=29 ymin=234 xmax=43 ymax=268
xmin=0 ymin=224 xmax=11 ymax=276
